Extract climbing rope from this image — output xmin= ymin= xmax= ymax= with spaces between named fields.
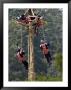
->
xmin=42 ymin=26 xmax=46 ymax=41
xmin=21 ymin=25 xmax=23 ymax=48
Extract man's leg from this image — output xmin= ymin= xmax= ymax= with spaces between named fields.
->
xmin=45 ymin=53 xmax=52 ymax=66
xmin=22 ymin=60 xmax=28 ymax=70
xmin=45 ymin=54 xmax=50 ymax=63
xmin=48 ymin=51 xmax=52 ymax=61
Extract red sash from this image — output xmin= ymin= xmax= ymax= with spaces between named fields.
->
xmin=40 ymin=44 xmax=48 ymax=54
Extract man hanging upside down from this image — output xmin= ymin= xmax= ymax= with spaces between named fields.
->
xmin=16 ymin=47 xmax=28 ymax=70
xmin=40 ymin=40 xmax=52 ymax=65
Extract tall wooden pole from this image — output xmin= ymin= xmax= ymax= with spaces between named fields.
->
xmin=28 ymin=22 xmax=35 ymax=81
xmin=16 ymin=9 xmax=44 ymax=81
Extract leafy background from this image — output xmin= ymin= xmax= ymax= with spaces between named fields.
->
xmin=9 ymin=9 xmax=62 ymax=81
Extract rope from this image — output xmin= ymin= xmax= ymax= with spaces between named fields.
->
xmin=42 ymin=26 xmax=46 ymax=41
xmin=21 ymin=25 xmax=23 ymax=48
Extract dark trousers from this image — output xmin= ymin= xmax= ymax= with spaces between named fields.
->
xmin=45 ymin=51 xmax=52 ymax=64
xmin=22 ymin=61 xmax=28 ymax=70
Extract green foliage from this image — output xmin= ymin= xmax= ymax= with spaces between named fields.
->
xmin=36 ymin=74 xmax=47 ymax=81
xmin=47 ymin=76 xmax=62 ymax=81
xmin=54 ymin=53 xmax=62 ymax=72
xmin=36 ymin=74 xmax=62 ymax=81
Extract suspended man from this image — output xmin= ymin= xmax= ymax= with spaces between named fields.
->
xmin=40 ymin=40 xmax=52 ymax=65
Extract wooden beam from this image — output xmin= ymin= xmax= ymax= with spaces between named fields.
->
xmin=28 ymin=22 xmax=35 ymax=81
